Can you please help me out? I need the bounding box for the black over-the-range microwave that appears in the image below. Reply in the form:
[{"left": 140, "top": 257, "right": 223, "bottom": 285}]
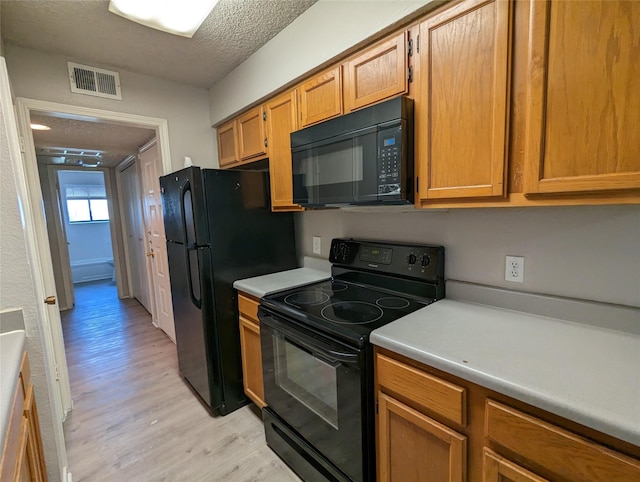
[{"left": 291, "top": 96, "right": 414, "bottom": 207}]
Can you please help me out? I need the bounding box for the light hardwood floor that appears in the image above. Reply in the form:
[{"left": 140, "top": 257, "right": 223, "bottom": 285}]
[{"left": 61, "top": 280, "right": 300, "bottom": 482}]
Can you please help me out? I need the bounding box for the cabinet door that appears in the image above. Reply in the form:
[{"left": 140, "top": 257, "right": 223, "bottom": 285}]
[
  {"left": 483, "top": 448, "right": 548, "bottom": 482},
  {"left": 377, "top": 392, "right": 466, "bottom": 482},
  {"left": 24, "top": 386, "right": 46, "bottom": 482},
  {"left": 343, "top": 32, "right": 408, "bottom": 112},
  {"left": 265, "top": 90, "right": 303, "bottom": 211},
  {"left": 417, "top": 0, "right": 512, "bottom": 200},
  {"left": 239, "top": 316, "right": 265, "bottom": 408},
  {"left": 298, "top": 66, "right": 342, "bottom": 128},
  {"left": 523, "top": 1, "right": 640, "bottom": 194},
  {"left": 217, "top": 120, "right": 238, "bottom": 168},
  {"left": 237, "top": 106, "right": 267, "bottom": 161}
]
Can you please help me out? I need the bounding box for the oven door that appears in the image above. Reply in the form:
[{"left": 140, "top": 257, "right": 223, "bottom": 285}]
[{"left": 260, "top": 310, "right": 364, "bottom": 482}]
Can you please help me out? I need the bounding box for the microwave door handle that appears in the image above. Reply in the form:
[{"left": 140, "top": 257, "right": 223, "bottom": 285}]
[{"left": 291, "top": 125, "right": 378, "bottom": 152}]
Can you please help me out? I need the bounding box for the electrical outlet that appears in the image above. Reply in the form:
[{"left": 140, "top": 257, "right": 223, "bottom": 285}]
[
  {"left": 505, "top": 256, "right": 524, "bottom": 283},
  {"left": 312, "top": 236, "right": 322, "bottom": 255}
]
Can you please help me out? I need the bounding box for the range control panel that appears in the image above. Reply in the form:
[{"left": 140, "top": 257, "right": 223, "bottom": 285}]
[{"left": 329, "top": 238, "right": 444, "bottom": 282}]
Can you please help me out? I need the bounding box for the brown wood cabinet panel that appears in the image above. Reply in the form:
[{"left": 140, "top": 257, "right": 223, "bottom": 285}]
[
  {"left": 238, "top": 292, "right": 259, "bottom": 323},
  {"left": 265, "top": 90, "right": 303, "bottom": 211},
  {"left": 238, "top": 315, "right": 265, "bottom": 408},
  {"left": 483, "top": 448, "right": 548, "bottom": 482},
  {"left": 237, "top": 106, "right": 267, "bottom": 161},
  {"left": 298, "top": 66, "right": 342, "bottom": 127},
  {"left": 485, "top": 399, "right": 640, "bottom": 481},
  {"left": 217, "top": 120, "right": 239, "bottom": 168},
  {"left": 417, "top": 0, "right": 512, "bottom": 200},
  {"left": 343, "top": 32, "right": 408, "bottom": 112},
  {"left": 376, "top": 353, "right": 466, "bottom": 426},
  {"left": 523, "top": 0, "right": 640, "bottom": 195},
  {"left": 378, "top": 392, "right": 466, "bottom": 482},
  {"left": 1, "top": 353, "right": 47, "bottom": 482}
]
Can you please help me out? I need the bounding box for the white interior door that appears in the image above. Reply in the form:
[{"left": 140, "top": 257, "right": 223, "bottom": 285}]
[
  {"left": 139, "top": 141, "right": 175, "bottom": 342},
  {"left": 121, "top": 162, "right": 152, "bottom": 313}
]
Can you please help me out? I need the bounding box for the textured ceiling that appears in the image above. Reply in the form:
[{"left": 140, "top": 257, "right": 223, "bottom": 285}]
[
  {"left": 31, "top": 113, "right": 155, "bottom": 167},
  {"left": 1, "top": 0, "right": 317, "bottom": 89}
]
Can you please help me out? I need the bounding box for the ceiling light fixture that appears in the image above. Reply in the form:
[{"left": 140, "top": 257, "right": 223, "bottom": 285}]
[
  {"left": 108, "top": 0, "right": 220, "bottom": 38},
  {"left": 30, "top": 123, "right": 51, "bottom": 131}
]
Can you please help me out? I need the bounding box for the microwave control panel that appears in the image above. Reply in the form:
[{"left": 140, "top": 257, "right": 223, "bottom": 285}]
[{"left": 377, "top": 125, "right": 403, "bottom": 196}]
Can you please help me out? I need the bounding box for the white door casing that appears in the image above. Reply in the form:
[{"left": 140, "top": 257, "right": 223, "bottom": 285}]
[
  {"left": 139, "top": 140, "right": 176, "bottom": 342},
  {"left": 13, "top": 93, "right": 173, "bottom": 480},
  {"left": 119, "top": 161, "right": 152, "bottom": 312}
]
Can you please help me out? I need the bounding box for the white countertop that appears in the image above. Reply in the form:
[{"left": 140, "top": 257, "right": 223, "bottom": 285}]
[
  {"left": 0, "top": 330, "right": 26, "bottom": 449},
  {"left": 233, "top": 267, "right": 330, "bottom": 299},
  {"left": 371, "top": 299, "right": 640, "bottom": 446}
]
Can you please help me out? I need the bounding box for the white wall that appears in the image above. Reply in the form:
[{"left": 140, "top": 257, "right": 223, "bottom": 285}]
[
  {"left": 296, "top": 206, "right": 640, "bottom": 309},
  {"left": 5, "top": 44, "right": 216, "bottom": 172},
  {"left": 1, "top": 60, "right": 62, "bottom": 481},
  {"left": 208, "top": 0, "right": 437, "bottom": 126}
]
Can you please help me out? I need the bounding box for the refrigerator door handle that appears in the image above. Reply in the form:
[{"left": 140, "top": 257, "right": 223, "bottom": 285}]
[
  {"left": 179, "top": 179, "right": 192, "bottom": 245},
  {"left": 185, "top": 245, "right": 202, "bottom": 309}
]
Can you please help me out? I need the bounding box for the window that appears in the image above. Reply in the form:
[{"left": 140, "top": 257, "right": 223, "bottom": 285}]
[{"left": 65, "top": 185, "right": 110, "bottom": 223}]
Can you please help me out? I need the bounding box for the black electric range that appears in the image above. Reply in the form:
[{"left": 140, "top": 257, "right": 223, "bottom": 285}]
[
  {"left": 261, "top": 276, "right": 437, "bottom": 348},
  {"left": 259, "top": 238, "right": 445, "bottom": 482}
]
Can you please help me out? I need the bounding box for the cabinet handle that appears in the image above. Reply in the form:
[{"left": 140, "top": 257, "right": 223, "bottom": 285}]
[{"left": 262, "top": 112, "right": 266, "bottom": 121}]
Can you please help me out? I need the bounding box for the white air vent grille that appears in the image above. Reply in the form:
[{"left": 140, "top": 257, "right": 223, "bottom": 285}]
[{"left": 67, "top": 62, "right": 122, "bottom": 100}]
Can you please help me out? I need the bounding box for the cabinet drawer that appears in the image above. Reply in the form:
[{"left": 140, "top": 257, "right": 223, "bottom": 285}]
[
  {"left": 376, "top": 353, "right": 466, "bottom": 426},
  {"left": 238, "top": 293, "right": 260, "bottom": 322},
  {"left": 485, "top": 400, "right": 640, "bottom": 481}
]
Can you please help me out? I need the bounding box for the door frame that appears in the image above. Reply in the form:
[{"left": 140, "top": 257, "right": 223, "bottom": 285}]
[{"left": 14, "top": 96, "right": 172, "bottom": 427}]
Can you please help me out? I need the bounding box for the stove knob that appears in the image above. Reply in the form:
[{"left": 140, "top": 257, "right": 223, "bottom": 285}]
[
  {"left": 407, "top": 254, "right": 417, "bottom": 265},
  {"left": 421, "top": 254, "right": 430, "bottom": 267}
]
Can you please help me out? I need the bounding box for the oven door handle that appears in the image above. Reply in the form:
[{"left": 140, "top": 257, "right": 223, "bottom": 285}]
[
  {"left": 262, "top": 314, "right": 359, "bottom": 365},
  {"left": 283, "top": 334, "right": 358, "bottom": 367}
]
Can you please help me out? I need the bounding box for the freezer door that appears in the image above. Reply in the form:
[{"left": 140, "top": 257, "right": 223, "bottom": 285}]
[{"left": 160, "top": 166, "right": 209, "bottom": 245}]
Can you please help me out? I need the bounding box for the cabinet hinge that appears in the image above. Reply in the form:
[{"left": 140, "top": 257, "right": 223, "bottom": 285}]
[
  {"left": 264, "top": 137, "right": 268, "bottom": 148},
  {"left": 262, "top": 111, "right": 267, "bottom": 121},
  {"left": 54, "top": 363, "right": 61, "bottom": 381},
  {"left": 416, "top": 34, "right": 420, "bottom": 54},
  {"left": 407, "top": 38, "right": 413, "bottom": 57},
  {"left": 408, "top": 65, "right": 413, "bottom": 83},
  {"left": 19, "top": 136, "right": 26, "bottom": 153}
]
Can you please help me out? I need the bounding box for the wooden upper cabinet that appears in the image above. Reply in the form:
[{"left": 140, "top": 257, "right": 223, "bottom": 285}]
[
  {"left": 483, "top": 448, "right": 549, "bottom": 482},
  {"left": 417, "top": 0, "right": 512, "bottom": 201},
  {"left": 237, "top": 105, "right": 267, "bottom": 161},
  {"left": 265, "top": 90, "right": 303, "bottom": 211},
  {"left": 298, "top": 66, "right": 342, "bottom": 128},
  {"left": 217, "top": 120, "right": 238, "bottom": 168},
  {"left": 343, "top": 32, "right": 408, "bottom": 112},
  {"left": 523, "top": 0, "right": 640, "bottom": 195},
  {"left": 377, "top": 392, "right": 466, "bottom": 482}
]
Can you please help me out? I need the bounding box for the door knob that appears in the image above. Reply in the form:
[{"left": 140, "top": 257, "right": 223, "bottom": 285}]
[
  {"left": 147, "top": 251, "right": 155, "bottom": 258},
  {"left": 44, "top": 296, "right": 57, "bottom": 305}
]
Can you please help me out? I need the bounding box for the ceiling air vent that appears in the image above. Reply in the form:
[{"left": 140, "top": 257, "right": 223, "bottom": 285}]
[{"left": 67, "top": 62, "right": 122, "bottom": 100}]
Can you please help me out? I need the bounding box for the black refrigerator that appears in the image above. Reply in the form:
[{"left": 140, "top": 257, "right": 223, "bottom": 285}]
[{"left": 160, "top": 167, "right": 298, "bottom": 415}]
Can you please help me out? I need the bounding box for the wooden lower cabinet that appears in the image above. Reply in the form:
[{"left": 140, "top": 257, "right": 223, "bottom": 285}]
[
  {"left": 237, "top": 292, "right": 266, "bottom": 408},
  {"left": 375, "top": 347, "right": 640, "bottom": 482},
  {"left": 1, "top": 353, "right": 47, "bottom": 482},
  {"left": 483, "top": 448, "right": 548, "bottom": 482},
  {"left": 377, "top": 392, "right": 466, "bottom": 482}
]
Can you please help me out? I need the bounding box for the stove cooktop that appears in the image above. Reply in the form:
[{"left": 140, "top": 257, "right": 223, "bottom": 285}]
[{"left": 261, "top": 278, "right": 434, "bottom": 347}]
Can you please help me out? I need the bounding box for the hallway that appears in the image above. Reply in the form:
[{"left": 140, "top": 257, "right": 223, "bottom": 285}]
[{"left": 61, "top": 280, "right": 298, "bottom": 481}]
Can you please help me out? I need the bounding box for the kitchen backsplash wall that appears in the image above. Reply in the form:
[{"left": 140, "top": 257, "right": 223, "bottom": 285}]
[{"left": 295, "top": 205, "right": 640, "bottom": 308}]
